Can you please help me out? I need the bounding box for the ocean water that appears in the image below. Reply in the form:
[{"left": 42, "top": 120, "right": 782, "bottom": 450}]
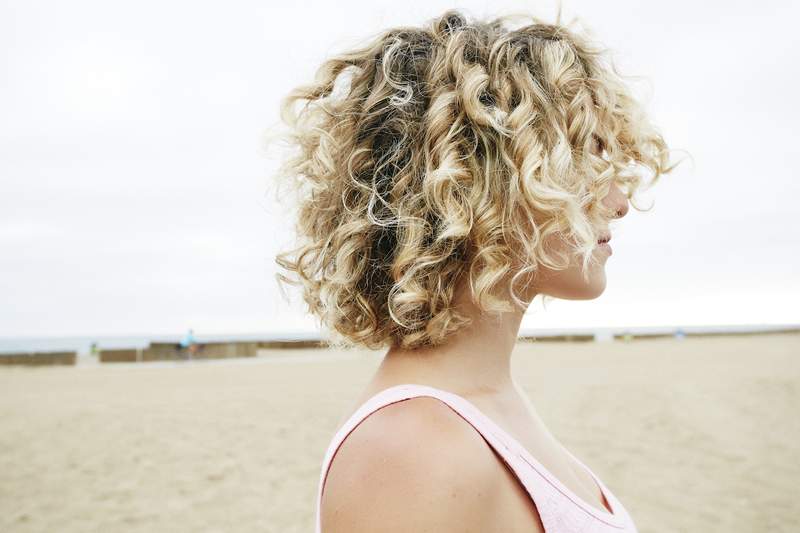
[{"left": 0, "top": 336, "right": 162, "bottom": 355}]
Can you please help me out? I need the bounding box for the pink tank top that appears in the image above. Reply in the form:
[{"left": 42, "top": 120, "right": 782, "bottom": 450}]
[{"left": 315, "top": 383, "right": 639, "bottom": 533}]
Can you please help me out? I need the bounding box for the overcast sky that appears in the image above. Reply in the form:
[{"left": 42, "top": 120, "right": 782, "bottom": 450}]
[{"left": 1, "top": 0, "right": 798, "bottom": 338}]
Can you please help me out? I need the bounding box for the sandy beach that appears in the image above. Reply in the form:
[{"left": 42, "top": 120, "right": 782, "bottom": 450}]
[{"left": 0, "top": 332, "right": 797, "bottom": 533}]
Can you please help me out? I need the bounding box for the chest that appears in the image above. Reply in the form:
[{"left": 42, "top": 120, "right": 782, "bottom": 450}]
[{"left": 472, "top": 396, "right": 614, "bottom": 516}]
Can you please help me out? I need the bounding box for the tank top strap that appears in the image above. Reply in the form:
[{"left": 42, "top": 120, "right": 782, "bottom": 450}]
[{"left": 315, "top": 382, "right": 611, "bottom": 533}]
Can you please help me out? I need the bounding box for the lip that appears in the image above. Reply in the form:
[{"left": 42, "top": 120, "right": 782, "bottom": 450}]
[{"left": 597, "top": 242, "right": 612, "bottom": 255}]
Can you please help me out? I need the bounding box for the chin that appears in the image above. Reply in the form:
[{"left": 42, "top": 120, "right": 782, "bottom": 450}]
[
  {"left": 547, "top": 273, "right": 607, "bottom": 300},
  {"left": 585, "top": 272, "right": 608, "bottom": 299},
  {"left": 586, "top": 280, "right": 607, "bottom": 299},
  {"left": 582, "top": 264, "right": 609, "bottom": 299}
]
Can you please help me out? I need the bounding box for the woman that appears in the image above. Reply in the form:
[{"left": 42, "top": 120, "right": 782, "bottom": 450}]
[{"left": 274, "top": 8, "right": 678, "bottom": 532}]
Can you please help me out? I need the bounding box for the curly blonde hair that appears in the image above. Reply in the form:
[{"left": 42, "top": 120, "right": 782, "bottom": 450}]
[{"left": 272, "top": 8, "right": 680, "bottom": 350}]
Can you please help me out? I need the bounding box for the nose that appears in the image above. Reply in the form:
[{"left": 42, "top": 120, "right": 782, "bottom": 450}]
[{"left": 604, "top": 182, "right": 629, "bottom": 219}]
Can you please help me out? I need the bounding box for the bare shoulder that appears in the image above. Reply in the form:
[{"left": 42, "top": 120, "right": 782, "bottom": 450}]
[
  {"left": 319, "top": 397, "right": 495, "bottom": 532},
  {"left": 320, "top": 396, "right": 543, "bottom": 533}
]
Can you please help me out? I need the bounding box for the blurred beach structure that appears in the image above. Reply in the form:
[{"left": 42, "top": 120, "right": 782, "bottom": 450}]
[
  {"left": 1, "top": 323, "right": 797, "bottom": 366},
  {"left": 0, "top": 328, "right": 798, "bottom": 532}
]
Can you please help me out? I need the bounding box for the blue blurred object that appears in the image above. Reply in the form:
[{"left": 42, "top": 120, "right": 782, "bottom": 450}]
[{"left": 180, "top": 329, "right": 196, "bottom": 348}]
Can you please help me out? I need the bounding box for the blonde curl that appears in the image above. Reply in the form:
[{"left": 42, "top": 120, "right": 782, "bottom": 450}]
[{"left": 271, "top": 8, "right": 682, "bottom": 350}]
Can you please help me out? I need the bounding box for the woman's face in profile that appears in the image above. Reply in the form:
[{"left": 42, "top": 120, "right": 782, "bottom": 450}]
[{"left": 529, "top": 181, "right": 630, "bottom": 301}]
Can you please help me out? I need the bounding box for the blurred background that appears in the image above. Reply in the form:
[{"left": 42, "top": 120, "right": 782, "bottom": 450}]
[{"left": 1, "top": 1, "right": 798, "bottom": 532}]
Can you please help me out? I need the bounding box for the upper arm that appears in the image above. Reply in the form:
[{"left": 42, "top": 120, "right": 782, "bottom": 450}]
[{"left": 319, "top": 397, "right": 504, "bottom": 533}]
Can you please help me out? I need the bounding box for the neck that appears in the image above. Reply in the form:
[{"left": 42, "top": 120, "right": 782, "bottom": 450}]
[{"left": 375, "top": 273, "right": 533, "bottom": 397}]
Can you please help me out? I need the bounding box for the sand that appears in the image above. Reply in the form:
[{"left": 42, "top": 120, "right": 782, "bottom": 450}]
[{"left": 0, "top": 332, "right": 798, "bottom": 533}]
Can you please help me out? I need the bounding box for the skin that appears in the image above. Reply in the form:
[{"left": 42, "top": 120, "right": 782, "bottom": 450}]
[{"left": 321, "top": 182, "right": 631, "bottom": 532}]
